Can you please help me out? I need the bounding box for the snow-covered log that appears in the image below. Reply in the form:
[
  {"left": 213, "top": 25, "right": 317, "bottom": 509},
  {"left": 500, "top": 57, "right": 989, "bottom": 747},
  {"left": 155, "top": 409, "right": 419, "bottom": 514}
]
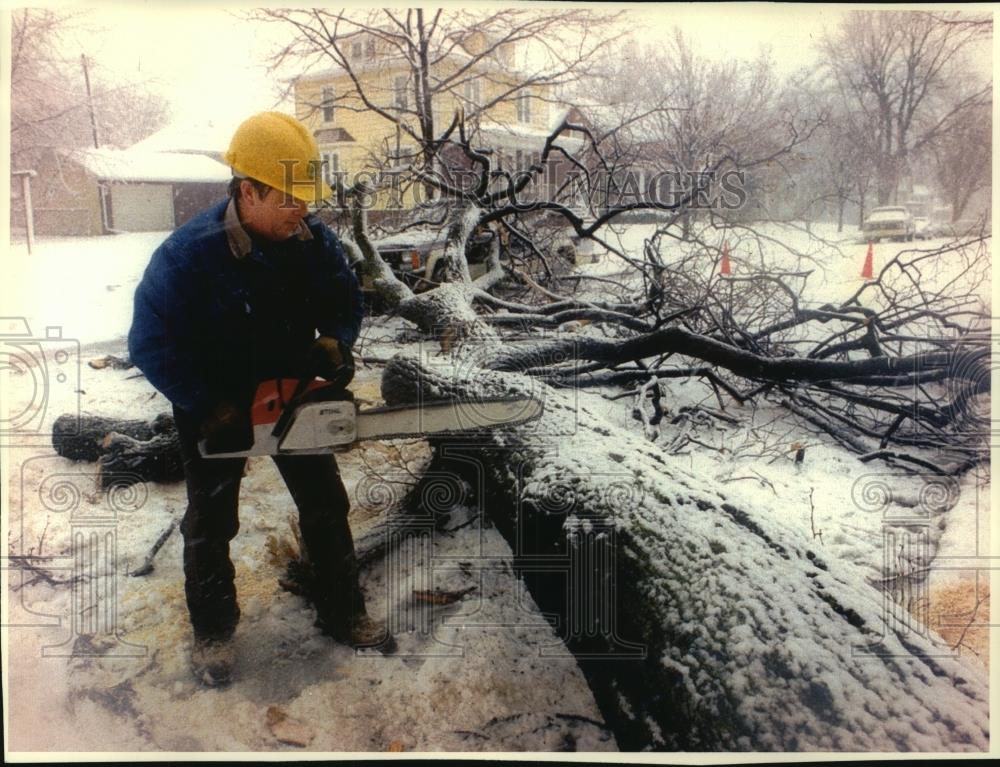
[
  {"left": 379, "top": 352, "right": 989, "bottom": 751},
  {"left": 97, "top": 429, "right": 184, "bottom": 487},
  {"left": 52, "top": 413, "right": 173, "bottom": 462},
  {"left": 52, "top": 412, "right": 183, "bottom": 487}
]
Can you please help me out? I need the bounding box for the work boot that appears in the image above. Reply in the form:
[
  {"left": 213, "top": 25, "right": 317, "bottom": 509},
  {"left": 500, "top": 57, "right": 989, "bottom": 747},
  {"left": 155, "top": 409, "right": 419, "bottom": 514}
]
[
  {"left": 349, "top": 613, "right": 395, "bottom": 650},
  {"left": 317, "top": 612, "right": 395, "bottom": 652},
  {"left": 191, "top": 636, "right": 235, "bottom": 687}
]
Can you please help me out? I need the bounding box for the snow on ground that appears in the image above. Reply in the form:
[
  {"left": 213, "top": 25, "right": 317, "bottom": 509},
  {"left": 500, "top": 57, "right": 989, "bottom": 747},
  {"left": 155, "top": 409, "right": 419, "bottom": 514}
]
[
  {"left": 3, "top": 222, "right": 991, "bottom": 754},
  {"left": 574, "top": 220, "right": 992, "bottom": 667},
  {"left": 4, "top": 232, "right": 169, "bottom": 356},
  {"left": 587, "top": 219, "right": 990, "bottom": 295}
]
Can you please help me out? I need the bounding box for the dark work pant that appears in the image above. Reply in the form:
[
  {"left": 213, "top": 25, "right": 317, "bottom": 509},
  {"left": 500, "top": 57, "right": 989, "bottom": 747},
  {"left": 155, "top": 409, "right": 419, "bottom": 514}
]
[{"left": 173, "top": 405, "right": 365, "bottom": 641}]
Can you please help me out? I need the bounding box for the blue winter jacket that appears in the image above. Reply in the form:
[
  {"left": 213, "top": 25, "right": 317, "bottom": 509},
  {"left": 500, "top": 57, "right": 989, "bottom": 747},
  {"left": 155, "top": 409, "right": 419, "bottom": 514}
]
[{"left": 128, "top": 199, "right": 363, "bottom": 419}]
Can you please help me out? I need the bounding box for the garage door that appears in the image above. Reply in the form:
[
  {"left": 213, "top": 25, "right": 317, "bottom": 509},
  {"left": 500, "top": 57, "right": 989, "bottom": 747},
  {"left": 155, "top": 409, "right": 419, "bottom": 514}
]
[{"left": 109, "top": 183, "right": 174, "bottom": 232}]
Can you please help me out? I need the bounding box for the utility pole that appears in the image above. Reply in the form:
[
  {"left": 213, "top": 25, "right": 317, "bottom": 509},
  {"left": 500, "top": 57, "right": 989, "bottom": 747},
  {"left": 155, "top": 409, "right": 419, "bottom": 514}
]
[
  {"left": 81, "top": 53, "right": 111, "bottom": 233},
  {"left": 80, "top": 54, "right": 100, "bottom": 149}
]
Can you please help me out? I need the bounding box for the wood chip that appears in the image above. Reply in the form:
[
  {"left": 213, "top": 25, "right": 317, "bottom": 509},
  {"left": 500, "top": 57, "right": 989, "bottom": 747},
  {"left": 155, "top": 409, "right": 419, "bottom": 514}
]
[
  {"left": 387, "top": 740, "right": 404, "bottom": 752},
  {"left": 265, "top": 533, "right": 299, "bottom": 567},
  {"left": 88, "top": 354, "right": 134, "bottom": 370},
  {"left": 266, "top": 705, "right": 315, "bottom": 748},
  {"left": 365, "top": 442, "right": 402, "bottom": 461},
  {"left": 413, "top": 587, "right": 476, "bottom": 605}
]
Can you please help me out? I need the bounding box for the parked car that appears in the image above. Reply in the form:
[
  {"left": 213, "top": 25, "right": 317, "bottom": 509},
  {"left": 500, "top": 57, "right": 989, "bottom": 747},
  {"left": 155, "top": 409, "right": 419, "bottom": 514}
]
[
  {"left": 371, "top": 228, "right": 496, "bottom": 291},
  {"left": 348, "top": 220, "right": 592, "bottom": 313},
  {"left": 862, "top": 206, "right": 915, "bottom": 242},
  {"left": 370, "top": 224, "right": 591, "bottom": 289},
  {"left": 344, "top": 228, "right": 498, "bottom": 313}
]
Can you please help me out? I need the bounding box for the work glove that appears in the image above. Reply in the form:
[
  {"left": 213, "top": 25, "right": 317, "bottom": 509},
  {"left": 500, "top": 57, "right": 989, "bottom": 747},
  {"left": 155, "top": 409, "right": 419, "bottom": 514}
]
[
  {"left": 307, "top": 336, "right": 355, "bottom": 389},
  {"left": 200, "top": 400, "right": 253, "bottom": 454}
]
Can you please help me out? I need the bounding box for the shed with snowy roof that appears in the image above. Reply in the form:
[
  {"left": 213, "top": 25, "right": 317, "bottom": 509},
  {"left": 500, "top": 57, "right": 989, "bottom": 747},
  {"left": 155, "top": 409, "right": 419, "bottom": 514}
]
[{"left": 26, "top": 146, "right": 230, "bottom": 236}]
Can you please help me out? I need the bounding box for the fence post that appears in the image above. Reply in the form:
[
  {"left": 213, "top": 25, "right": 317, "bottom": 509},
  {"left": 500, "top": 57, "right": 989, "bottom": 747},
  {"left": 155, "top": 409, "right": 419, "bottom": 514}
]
[{"left": 12, "top": 169, "right": 37, "bottom": 253}]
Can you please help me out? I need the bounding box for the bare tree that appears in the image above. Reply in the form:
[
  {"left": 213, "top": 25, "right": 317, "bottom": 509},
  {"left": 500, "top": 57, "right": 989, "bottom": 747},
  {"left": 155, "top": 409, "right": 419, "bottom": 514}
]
[
  {"left": 789, "top": 80, "right": 880, "bottom": 232},
  {"left": 87, "top": 69, "right": 169, "bottom": 150},
  {"left": 579, "top": 29, "right": 832, "bottom": 243},
  {"left": 10, "top": 8, "right": 93, "bottom": 162},
  {"left": 930, "top": 100, "right": 992, "bottom": 222},
  {"left": 633, "top": 32, "right": 787, "bottom": 237},
  {"left": 259, "top": 7, "right": 622, "bottom": 186},
  {"left": 10, "top": 8, "right": 169, "bottom": 166},
  {"left": 821, "top": 10, "right": 991, "bottom": 206}
]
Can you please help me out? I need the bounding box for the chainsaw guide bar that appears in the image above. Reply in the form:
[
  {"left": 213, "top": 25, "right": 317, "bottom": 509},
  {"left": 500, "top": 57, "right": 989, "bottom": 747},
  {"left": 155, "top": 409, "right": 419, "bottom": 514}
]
[{"left": 199, "top": 380, "right": 543, "bottom": 459}]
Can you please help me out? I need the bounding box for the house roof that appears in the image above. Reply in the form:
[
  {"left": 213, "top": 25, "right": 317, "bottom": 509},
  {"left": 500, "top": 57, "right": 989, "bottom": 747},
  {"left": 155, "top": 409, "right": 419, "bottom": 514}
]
[
  {"left": 314, "top": 127, "right": 356, "bottom": 144},
  {"left": 478, "top": 118, "right": 584, "bottom": 149},
  {"left": 129, "top": 117, "right": 246, "bottom": 157},
  {"left": 70, "top": 147, "right": 231, "bottom": 184},
  {"left": 290, "top": 42, "right": 519, "bottom": 85}
]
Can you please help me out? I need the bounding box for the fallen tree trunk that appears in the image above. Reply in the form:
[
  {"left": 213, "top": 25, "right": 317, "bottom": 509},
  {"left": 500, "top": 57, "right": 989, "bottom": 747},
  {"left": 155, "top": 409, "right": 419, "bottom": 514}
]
[
  {"left": 378, "top": 351, "right": 989, "bottom": 751},
  {"left": 489, "top": 326, "right": 987, "bottom": 394},
  {"left": 48, "top": 188, "right": 988, "bottom": 748}
]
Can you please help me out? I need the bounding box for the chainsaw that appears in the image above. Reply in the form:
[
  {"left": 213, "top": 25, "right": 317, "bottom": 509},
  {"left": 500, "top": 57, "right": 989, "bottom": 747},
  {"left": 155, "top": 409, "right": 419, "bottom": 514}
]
[{"left": 198, "top": 378, "right": 543, "bottom": 458}]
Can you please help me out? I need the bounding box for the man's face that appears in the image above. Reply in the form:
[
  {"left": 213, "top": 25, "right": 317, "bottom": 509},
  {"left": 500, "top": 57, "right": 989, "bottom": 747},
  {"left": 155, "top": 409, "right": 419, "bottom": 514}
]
[{"left": 238, "top": 180, "right": 309, "bottom": 242}]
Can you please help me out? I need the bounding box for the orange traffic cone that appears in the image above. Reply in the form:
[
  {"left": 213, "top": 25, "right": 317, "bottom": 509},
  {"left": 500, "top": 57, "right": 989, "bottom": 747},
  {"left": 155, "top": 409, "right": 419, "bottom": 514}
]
[
  {"left": 861, "top": 242, "right": 874, "bottom": 279},
  {"left": 720, "top": 241, "right": 732, "bottom": 276}
]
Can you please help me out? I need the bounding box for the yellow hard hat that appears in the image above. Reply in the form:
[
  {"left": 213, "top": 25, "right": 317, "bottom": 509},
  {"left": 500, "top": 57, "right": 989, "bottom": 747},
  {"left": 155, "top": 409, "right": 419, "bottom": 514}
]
[{"left": 224, "top": 111, "right": 332, "bottom": 203}]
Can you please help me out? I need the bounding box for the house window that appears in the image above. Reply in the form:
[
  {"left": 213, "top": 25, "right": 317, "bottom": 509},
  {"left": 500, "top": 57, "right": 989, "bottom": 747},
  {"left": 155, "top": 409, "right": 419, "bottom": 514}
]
[
  {"left": 514, "top": 150, "right": 540, "bottom": 172},
  {"left": 351, "top": 40, "right": 363, "bottom": 60},
  {"left": 510, "top": 150, "right": 541, "bottom": 177},
  {"left": 366, "top": 39, "right": 376, "bottom": 58},
  {"left": 321, "top": 86, "right": 335, "bottom": 123},
  {"left": 463, "top": 78, "right": 481, "bottom": 108},
  {"left": 393, "top": 75, "right": 408, "bottom": 111},
  {"left": 517, "top": 91, "right": 531, "bottom": 123},
  {"left": 321, "top": 151, "right": 341, "bottom": 186}
]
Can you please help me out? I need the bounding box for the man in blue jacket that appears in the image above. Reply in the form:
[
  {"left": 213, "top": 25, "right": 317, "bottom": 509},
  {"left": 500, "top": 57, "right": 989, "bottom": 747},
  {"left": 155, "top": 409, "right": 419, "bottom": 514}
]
[{"left": 129, "top": 112, "right": 386, "bottom": 686}]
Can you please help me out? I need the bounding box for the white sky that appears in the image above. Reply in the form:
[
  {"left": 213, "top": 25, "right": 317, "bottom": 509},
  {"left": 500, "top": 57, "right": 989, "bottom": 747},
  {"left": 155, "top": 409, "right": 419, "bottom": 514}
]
[
  {"left": 13, "top": 2, "right": 995, "bottom": 128},
  {"left": 59, "top": 4, "right": 292, "bottom": 124},
  {"left": 626, "top": 4, "right": 847, "bottom": 73}
]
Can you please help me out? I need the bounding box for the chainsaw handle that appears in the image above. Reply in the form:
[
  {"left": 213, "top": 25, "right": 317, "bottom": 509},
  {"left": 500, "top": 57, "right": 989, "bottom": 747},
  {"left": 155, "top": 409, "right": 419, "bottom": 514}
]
[{"left": 270, "top": 377, "right": 314, "bottom": 438}]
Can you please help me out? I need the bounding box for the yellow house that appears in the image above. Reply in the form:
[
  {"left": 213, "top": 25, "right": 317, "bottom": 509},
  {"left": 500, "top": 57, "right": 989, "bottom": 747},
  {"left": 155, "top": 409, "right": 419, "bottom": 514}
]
[{"left": 291, "top": 29, "right": 564, "bottom": 209}]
